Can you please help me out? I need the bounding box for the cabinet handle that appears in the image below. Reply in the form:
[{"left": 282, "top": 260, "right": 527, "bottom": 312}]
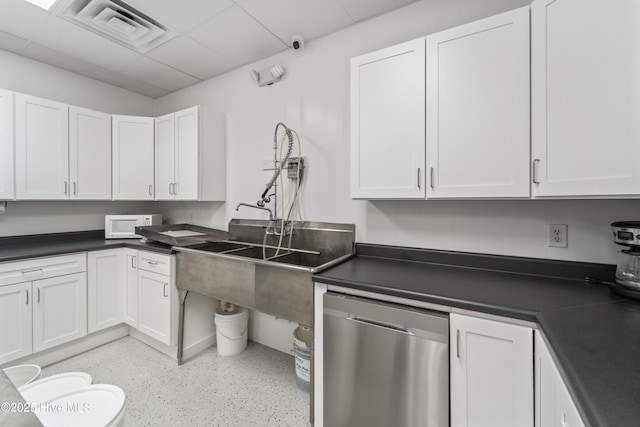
[
  {"left": 163, "top": 283, "right": 168, "bottom": 297},
  {"left": 147, "top": 261, "right": 158, "bottom": 266},
  {"left": 148, "top": 184, "right": 153, "bottom": 196},
  {"left": 417, "top": 168, "right": 421, "bottom": 190},
  {"left": 37, "top": 288, "right": 40, "bottom": 303},
  {"left": 25, "top": 289, "right": 29, "bottom": 305},
  {"left": 73, "top": 182, "right": 77, "bottom": 195},
  {"left": 430, "top": 167, "right": 435, "bottom": 190},
  {"left": 173, "top": 183, "right": 177, "bottom": 195},
  {"left": 169, "top": 183, "right": 173, "bottom": 195},
  {"left": 533, "top": 159, "right": 540, "bottom": 184},
  {"left": 131, "top": 257, "right": 136, "bottom": 269},
  {"left": 456, "top": 329, "right": 461, "bottom": 358},
  {"left": 64, "top": 181, "right": 68, "bottom": 195},
  {"left": 22, "top": 268, "right": 42, "bottom": 275}
]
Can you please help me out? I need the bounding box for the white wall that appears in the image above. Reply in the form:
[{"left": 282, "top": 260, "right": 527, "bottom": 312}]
[
  {"left": 154, "top": 0, "right": 633, "bottom": 267},
  {"left": 0, "top": 49, "right": 157, "bottom": 237}
]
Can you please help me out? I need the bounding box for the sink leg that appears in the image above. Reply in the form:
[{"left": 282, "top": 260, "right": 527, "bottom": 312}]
[
  {"left": 310, "top": 333, "right": 315, "bottom": 426},
  {"left": 177, "top": 290, "right": 189, "bottom": 366}
]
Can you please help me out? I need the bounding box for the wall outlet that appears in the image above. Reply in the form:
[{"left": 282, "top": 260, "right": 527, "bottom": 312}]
[{"left": 549, "top": 224, "right": 568, "bottom": 248}]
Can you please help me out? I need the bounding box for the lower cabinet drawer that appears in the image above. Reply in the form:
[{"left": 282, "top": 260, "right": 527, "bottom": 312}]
[
  {"left": 0, "top": 253, "right": 87, "bottom": 287},
  {"left": 138, "top": 251, "right": 171, "bottom": 276}
]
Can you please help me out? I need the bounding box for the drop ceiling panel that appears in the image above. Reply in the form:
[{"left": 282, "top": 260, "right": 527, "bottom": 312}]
[
  {"left": 101, "top": 72, "right": 169, "bottom": 98},
  {"left": 147, "top": 36, "right": 234, "bottom": 80},
  {"left": 23, "top": 42, "right": 111, "bottom": 80},
  {"left": 189, "top": 6, "right": 288, "bottom": 67},
  {"left": 31, "top": 16, "right": 139, "bottom": 70},
  {"left": 118, "top": 56, "right": 200, "bottom": 92},
  {"left": 0, "top": 0, "right": 50, "bottom": 41},
  {"left": 338, "top": 0, "right": 418, "bottom": 22},
  {"left": 238, "top": 0, "right": 353, "bottom": 44},
  {"left": 124, "top": 0, "right": 234, "bottom": 32}
]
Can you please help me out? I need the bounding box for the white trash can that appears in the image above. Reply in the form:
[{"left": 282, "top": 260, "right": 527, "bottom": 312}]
[{"left": 215, "top": 302, "right": 249, "bottom": 356}]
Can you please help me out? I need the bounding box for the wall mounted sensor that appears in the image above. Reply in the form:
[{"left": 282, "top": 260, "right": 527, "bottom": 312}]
[
  {"left": 292, "top": 35, "right": 304, "bottom": 50},
  {"left": 249, "top": 64, "right": 285, "bottom": 87}
]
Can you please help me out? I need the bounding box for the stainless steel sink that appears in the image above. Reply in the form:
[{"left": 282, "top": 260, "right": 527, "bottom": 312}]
[{"left": 173, "top": 219, "right": 355, "bottom": 329}]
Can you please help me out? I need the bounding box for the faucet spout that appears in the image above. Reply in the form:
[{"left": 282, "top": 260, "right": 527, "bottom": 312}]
[{"left": 236, "top": 203, "right": 275, "bottom": 221}]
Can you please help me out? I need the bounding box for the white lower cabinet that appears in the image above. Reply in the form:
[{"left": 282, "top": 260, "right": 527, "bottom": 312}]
[
  {"left": 137, "top": 269, "right": 172, "bottom": 345},
  {"left": 535, "top": 332, "right": 585, "bottom": 427},
  {"left": 0, "top": 282, "right": 32, "bottom": 364},
  {"left": 0, "top": 254, "right": 87, "bottom": 364},
  {"left": 87, "top": 249, "right": 124, "bottom": 333},
  {"left": 123, "top": 248, "right": 139, "bottom": 328},
  {"left": 450, "top": 313, "right": 534, "bottom": 427},
  {"left": 32, "top": 272, "right": 87, "bottom": 353}
]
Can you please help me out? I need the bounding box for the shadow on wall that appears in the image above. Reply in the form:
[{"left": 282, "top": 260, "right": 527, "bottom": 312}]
[{"left": 359, "top": 199, "right": 640, "bottom": 265}]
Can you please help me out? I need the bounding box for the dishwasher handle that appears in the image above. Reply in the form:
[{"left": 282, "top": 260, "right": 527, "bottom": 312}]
[{"left": 347, "top": 315, "right": 411, "bottom": 334}]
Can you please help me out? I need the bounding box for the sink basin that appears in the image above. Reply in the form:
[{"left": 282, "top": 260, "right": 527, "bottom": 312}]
[
  {"left": 270, "top": 251, "right": 325, "bottom": 268},
  {"left": 188, "top": 241, "right": 251, "bottom": 253}
]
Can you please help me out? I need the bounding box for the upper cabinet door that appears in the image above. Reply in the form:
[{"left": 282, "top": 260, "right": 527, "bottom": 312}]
[
  {"left": 112, "top": 115, "right": 154, "bottom": 200},
  {"left": 69, "top": 106, "right": 111, "bottom": 200},
  {"left": 155, "top": 113, "right": 175, "bottom": 201},
  {"left": 0, "top": 89, "right": 14, "bottom": 200},
  {"left": 531, "top": 0, "right": 640, "bottom": 197},
  {"left": 175, "top": 106, "right": 199, "bottom": 201},
  {"left": 15, "top": 94, "right": 69, "bottom": 200},
  {"left": 426, "top": 7, "right": 530, "bottom": 198},
  {"left": 351, "top": 38, "right": 426, "bottom": 199}
]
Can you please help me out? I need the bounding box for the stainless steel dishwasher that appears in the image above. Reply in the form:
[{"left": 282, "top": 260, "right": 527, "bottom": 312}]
[{"left": 323, "top": 292, "right": 449, "bottom": 427}]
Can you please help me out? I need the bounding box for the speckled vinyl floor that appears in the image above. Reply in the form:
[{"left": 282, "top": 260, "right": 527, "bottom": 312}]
[{"left": 41, "top": 337, "right": 310, "bottom": 427}]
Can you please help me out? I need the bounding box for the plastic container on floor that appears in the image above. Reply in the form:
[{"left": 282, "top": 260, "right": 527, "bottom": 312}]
[
  {"left": 2, "top": 364, "right": 41, "bottom": 389},
  {"left": 294, "top": 326, "right": 311, "bottom": 393},
  {"left": 215, "top": 302, "right": 249, "bottom": 356}
]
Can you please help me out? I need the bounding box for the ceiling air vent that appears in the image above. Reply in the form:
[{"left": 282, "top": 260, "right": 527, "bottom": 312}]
[{"left": 60, "top": 0, "right": 177, "bottom": 53}]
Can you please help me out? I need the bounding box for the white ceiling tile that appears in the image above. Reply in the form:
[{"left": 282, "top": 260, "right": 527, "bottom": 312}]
[
  {"left": 102, "top": 72, "right": 169, "bottom": 98},
  {"left": 31, "top": 16, "right": 140, "bottom": 71},
  {"left": 117, "top": 56, "right": 200, "bottom": 92},
  {"left": 124, "top": 0, "right": 234, "bottom": 32},
  {"left": 23, "top": 42, "right": 111, "bottom": 80},
  {"left": 338, "top": 0, "right": 418, "bottom": 22},
  {"left": 0, "top": 0, "right": 51, "bottom": 41},
  {"left": 147, "top": 36, "right": 234, "bottom": 80},
  {"left": 0, "top": 31, "right": 29, "bottom": 53},
  {"left": 238, "top": 0, "right": 353, "bottom": 44},
  {"left": 189, "top": 6, "right": 288, "bottom": 66}
]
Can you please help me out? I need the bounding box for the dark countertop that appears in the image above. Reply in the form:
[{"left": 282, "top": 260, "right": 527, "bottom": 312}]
[
  {"left": 0, "top": 230, "right": 173, "bottom": 263},
  {"left": 314, "top": 243, "right": 636, "bottom": 427}
]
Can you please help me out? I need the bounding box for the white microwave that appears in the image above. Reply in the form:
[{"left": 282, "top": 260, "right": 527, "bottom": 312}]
[{"left": 105, "top": 214, "right": 162, "bottom": 239}]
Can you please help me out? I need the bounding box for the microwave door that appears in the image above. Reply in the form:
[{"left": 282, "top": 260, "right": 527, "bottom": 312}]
[{"left": 110, "top": 219, "right": 139, "bottom": 237}]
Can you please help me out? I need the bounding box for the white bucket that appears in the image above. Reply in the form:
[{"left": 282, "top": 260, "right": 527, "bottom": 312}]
[
  {"left": 294, "top": 327, "right": 311, "bottom": 393},
  {"left": 3, "top": 364, "right": 41, "bottom": 389},
  {"left": 215, "top": 303, "right": 249, "bottom": 356}
]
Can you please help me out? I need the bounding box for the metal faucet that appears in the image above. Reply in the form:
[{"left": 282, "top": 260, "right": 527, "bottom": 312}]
[{"left": 236, "top": 203, "right": 275, "bottom": 220}]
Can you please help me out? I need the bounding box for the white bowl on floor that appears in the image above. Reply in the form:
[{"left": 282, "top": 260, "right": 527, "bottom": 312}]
[
  {"left": 19, "top": 372, "right": 92, "bottom": 404},
  {"left": 2, "top": 364, "right": 41, "bottom": 389},
  {"left": 34, "top": 384, "right": 126, "bottom": 427}
]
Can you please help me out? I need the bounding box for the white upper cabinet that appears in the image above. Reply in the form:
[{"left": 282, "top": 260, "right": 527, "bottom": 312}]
[
  {"left": 15, "top": 94, "right": 69, "bottom": 200},
  {"left": 156, "top": 106, "right": 225, "bottom": 201},
  {"left": 0, "top": 89, "right": 14, "bottom": 200},
  {"left": 155, "top": 112, "right": 175, "bottom": 201},
  {"left": 69, "top": 106, "right": 112, "bottom": 200},
  {"left": 531, "top": 0, "right": 640, "bottom": 197},
  {"left": 174, "top": 106, "right": 200, "bottom": 201},
  {"left": 351, "top": 38, "right": 426, "bottom": 199},
  {"left": 112, "top": 115, "right": 154, "bottom": 200},
  {"left": 426, "top": 7, "right": 530, "bottom": 198}
]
